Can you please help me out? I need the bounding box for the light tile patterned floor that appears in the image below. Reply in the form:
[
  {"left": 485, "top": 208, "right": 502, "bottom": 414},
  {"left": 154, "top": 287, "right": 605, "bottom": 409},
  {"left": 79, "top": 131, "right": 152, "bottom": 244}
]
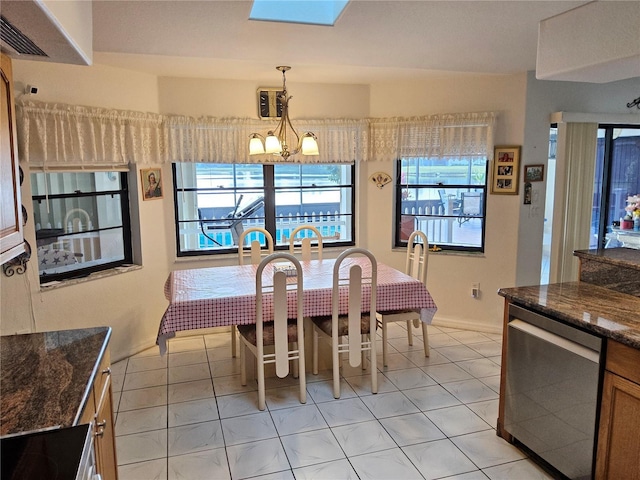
[{"left": 111, "top": 324, "right": 554, "bottom": 480}]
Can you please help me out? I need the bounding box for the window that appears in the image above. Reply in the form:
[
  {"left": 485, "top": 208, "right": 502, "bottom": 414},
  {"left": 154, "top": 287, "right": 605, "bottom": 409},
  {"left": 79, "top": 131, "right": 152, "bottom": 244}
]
[
  {"left": 395, "top": 157, "right": 487, "bottom": 251},
  {"left": 174, "top": 163, "right": 355, "bottom": 256},
  {"left": 592, "top": 125, "right": 640, "bottom": 249},
  {"left": 31, "top": 171, "right": 132, "bottom": 283}
]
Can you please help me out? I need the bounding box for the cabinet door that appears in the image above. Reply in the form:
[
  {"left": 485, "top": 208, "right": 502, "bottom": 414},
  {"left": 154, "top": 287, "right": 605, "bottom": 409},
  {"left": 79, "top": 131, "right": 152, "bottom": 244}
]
[
  {"left": 0, "top": 53, "right": 25, "bottom": 264},
  {"left": 95, "top": 372, "right": 118, "bottom": 480},
  {"left": 596, "top": 371, "right": 640, "bottom": 480}
]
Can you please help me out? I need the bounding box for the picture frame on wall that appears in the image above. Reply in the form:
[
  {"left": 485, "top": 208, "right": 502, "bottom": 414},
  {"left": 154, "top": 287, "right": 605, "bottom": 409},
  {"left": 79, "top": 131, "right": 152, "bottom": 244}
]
[
  {"left": 257, "top": 87, "right": 283, "bottom": 119},
  {"left": 140, "top": 168, "right": 163, "bottom": 200},
  {"left": 524, "top": 164, "right": 544, "bottom": 182},
  {"left": 491, "top": 145, "right": 521, "bottom": 195}
]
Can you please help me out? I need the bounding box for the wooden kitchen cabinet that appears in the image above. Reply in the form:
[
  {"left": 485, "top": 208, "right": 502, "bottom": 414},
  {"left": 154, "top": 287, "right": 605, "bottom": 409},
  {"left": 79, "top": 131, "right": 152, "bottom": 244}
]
[
  {"left": 80, "top": 348, "right": 118, "bottom": 480},
  {"left": 0, "top": 53, "right": 25, "bottom": 265},
  {"left": 595, "top": 340, "right": 640, "bottom": 480}
]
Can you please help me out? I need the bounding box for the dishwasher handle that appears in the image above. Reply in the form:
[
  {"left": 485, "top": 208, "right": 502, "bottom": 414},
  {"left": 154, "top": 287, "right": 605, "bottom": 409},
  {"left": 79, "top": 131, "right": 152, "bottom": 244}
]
[{"left": 509, "top": 319, "right": 600, "bottom": 363}]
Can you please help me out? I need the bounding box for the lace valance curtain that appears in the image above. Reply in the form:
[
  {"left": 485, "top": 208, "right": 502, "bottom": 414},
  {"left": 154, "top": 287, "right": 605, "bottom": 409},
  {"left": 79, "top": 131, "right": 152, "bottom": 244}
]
[
  {"left": 17, "top": 101, "right": 168, "bottom": 169},
  {"left": 16, "top": 100, "right": 496, "bottom": 168},
  {"left": 167, "top": 117, "right": 369, "bottom": 164},
  {"left": 369, "top": 112, "right": 497, "bottom": 161}
]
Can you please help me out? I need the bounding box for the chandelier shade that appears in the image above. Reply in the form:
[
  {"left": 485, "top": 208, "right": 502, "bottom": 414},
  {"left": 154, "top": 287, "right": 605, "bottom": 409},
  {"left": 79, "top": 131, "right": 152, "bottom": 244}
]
[{"left": 249, "top": 66, "right": 319, "bottom": 160}]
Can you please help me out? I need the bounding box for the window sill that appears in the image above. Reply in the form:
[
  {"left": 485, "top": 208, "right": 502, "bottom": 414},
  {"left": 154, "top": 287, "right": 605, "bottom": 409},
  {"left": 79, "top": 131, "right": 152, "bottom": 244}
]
[
  {"left": 39, "top": 264, "right": 142, "bottom": 291},
  {"left": 392, "top": 247, "right": 485, "bottom": 258}
]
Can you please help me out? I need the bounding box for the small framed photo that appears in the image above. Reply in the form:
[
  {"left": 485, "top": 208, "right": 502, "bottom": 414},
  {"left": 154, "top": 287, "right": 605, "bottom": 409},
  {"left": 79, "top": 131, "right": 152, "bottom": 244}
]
[
  {"left": 140, "top": 168, "right": 163, "bottom": 200},
  {"left": 491, "top": 145, "right": 521, "bottom": 195},
  {"left": 524, "top": 164, "right": 544, "bottom": 182}
]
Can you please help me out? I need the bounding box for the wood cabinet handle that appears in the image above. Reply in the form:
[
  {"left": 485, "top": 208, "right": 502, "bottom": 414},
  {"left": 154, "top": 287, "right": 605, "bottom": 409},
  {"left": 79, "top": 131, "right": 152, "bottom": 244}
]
[
  {"left": 96, "top": 419, "right": 107, "bottom": 428},
  {"left": 101, "top": 367, "right": 111, "bottom": 376}
]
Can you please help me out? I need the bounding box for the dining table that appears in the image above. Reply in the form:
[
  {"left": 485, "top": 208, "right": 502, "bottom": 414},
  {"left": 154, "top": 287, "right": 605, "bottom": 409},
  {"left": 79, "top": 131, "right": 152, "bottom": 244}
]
[{"left": 156, "top": 257, "right": 438, "bottom": 354}]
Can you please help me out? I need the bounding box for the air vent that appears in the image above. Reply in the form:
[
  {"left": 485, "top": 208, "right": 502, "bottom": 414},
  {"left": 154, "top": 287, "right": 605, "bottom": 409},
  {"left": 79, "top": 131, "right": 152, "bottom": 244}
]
[{"left": 1, "top": 15, "right": 47, "bottom": 57}]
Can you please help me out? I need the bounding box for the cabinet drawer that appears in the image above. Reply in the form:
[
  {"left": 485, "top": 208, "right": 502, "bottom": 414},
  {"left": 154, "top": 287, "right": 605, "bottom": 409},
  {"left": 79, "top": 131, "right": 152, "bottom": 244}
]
[{"left": 606, "top": 340, "right": 640, "bottom": 384}]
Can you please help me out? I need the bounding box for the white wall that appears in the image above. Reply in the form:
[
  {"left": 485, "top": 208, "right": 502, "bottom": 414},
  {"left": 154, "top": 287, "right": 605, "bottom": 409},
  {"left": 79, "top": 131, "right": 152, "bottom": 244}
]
[
  {"left": 517, "top": 73, "right": 640, "bottom": 287},
  {"left": 3, "top": 58, "right": 636, "bottom": 360},
  {"left": 366, "top": 73, "right": 528, "bottom": 332},
  {"left": 1, "top": 61, "right": 163, "bottom": 361}
]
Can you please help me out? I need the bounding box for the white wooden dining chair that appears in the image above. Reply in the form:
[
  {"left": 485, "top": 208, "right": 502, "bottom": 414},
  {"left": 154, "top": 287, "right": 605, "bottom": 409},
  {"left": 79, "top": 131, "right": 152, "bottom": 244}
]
[
  {"left": 376, "top": 230, "right": 430, "bottom": 367},
  {"left": 230, "top": 227, "right": 275, "bottom": 357},
  {"left": 237, "top": 252, "right": 306, "bottom": 411},
  {"left": 237, "top": 227, "right": 274, "bottom": 265},
  {"left": 288, "top": 225, "right": 323, "bottom": 261},
  {"left": 311, "top": 248, "right": 378, "bottom": 399}
]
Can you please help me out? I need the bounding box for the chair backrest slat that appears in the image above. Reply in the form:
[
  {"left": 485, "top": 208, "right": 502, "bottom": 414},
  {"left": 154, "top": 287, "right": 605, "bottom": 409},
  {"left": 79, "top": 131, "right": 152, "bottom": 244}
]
[
  {"left": 238, "top": 227, "right": 274, "bottom": 265},
  {"left": 255, "top": 252, "right": 303, "bottom": 379},
  {"left": 405, "top": 230, "right": 429, "bottom": 285},
  {"left": 332, "top": 248, "right": 377, "bottom": 368},
  {"left": 288, "top": 225, "right": 323, "bottom": 261}
]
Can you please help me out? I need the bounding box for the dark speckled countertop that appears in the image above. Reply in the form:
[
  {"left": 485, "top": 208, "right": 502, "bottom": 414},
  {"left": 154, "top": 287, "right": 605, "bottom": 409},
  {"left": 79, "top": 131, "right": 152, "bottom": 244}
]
[
  {"left": 574, "top": 247, "right": 640, "bottom": 270},
  {"left": 498, "top": 282, "right": 640, "bottom": 349},
  {"left": 0, "top": 327, "right": 111, "bottom": 436}
]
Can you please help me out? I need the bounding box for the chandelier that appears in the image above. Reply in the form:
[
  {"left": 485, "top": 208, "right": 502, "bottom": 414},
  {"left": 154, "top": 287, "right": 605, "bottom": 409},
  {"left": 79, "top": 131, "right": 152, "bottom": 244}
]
[{"left": 249, "top": 66, "right": 319, "bottom": 160}]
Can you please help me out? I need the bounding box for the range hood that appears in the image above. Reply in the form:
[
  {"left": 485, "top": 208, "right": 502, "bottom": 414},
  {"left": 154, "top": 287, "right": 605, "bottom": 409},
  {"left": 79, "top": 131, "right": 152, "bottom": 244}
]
[{"left": 0, "top": 0, "right": 92, "bottom": 66}]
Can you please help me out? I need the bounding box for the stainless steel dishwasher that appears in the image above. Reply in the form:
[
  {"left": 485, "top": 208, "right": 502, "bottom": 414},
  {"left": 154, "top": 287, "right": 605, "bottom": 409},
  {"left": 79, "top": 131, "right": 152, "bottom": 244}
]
[{"left": 503, "top": 304, "right": 603, "bottom": 480}]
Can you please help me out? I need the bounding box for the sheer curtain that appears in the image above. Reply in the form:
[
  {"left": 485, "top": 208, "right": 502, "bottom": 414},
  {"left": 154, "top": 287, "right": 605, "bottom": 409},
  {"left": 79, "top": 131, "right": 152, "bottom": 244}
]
[
  {"left": 17, "top": 100, "right": 167, "bottom": 169},
  {"left": 550, "top": 122, "right": 598, "bottom": 283},
  {"left": 368, "top": 112, "right": 497, "bottom": 162},
  {"left": 17, "top": 100, "right": 494, "bottom": 167}
]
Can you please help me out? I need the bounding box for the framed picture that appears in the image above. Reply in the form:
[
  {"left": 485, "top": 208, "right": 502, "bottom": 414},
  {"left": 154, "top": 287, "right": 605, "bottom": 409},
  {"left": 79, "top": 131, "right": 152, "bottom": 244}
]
[
  {"left": 524, "top": 164, "right": 544, "bottom": 182},
  {"left": 491, "top": 145, "right": 521, "bottom": 195},
  {"left": 257, "top": 87, "right": 283, "bottom": 119},
  {"left": 140, "top": 168, "right": 163, "bottom": 200}
]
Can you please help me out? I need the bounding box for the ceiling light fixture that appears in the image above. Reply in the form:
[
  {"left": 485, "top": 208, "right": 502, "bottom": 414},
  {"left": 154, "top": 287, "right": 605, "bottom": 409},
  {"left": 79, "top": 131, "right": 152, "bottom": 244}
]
[{"left": 249, "top": 66, "right": 319, "bottom": 160}]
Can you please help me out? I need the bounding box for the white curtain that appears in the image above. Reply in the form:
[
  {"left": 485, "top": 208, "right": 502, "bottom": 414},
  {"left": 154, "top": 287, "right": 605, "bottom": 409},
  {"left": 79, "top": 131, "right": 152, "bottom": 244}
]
[
  {"left": 16, "top": 100, "right": 494, "bottom": 167},
  {"left": 368, "top": 112, "right": 497, "bottom": 161},
  {"left": 551, "top": 122, "right": 598, "bottom": 283},
  {"left": 17, "top": 100, "right": 167, "bottom": 169}
]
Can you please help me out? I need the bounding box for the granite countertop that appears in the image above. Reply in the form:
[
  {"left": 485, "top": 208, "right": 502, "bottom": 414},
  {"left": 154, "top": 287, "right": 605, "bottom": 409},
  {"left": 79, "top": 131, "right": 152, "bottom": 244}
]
[
  {"left": 574, "top": 247, "right": 640, "bottom": 270},
  {"left": 498, "top": 282, "right": 640, "bottom": 349},
  {"left": 0, "top": 327, "right": 111, "bottom": 437}
]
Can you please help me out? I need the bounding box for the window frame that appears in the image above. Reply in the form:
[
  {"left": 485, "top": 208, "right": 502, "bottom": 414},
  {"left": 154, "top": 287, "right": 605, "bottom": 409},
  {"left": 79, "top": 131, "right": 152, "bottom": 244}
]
[
  {"left": 173, "top": 163, "right": 356, "bottom": 257},
  {"left": 394, "top": 158, "right": 487, "bottom": 253},
  {"left": 31, "top": 171, "right": 133, "bottom": 283},
  {"left": 593, "top": 124, "right": 640, "bottom": 249}
]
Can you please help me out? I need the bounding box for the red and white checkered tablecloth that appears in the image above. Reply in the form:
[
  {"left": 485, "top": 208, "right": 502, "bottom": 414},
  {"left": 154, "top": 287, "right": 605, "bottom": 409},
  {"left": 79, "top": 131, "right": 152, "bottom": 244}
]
[{"left": 156, "top": 258, "right": 437, "bottom": 354}]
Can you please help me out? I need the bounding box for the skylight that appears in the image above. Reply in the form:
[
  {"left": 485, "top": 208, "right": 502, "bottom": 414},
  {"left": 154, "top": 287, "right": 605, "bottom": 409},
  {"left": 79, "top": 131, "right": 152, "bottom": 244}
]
[{"left": 249, "top": 0, "right": 349, "bottom": 26}]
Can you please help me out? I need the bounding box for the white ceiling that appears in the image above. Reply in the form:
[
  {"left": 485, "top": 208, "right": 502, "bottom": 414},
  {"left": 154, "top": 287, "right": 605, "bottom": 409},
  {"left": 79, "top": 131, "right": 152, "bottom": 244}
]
[{"left": 91, "top": 0, "right": 600, "bottom": 84}]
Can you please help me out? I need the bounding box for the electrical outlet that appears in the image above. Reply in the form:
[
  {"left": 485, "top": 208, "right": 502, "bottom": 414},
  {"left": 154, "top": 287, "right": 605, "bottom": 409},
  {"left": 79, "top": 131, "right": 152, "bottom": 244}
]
[{"left": 471, "top": 282, "right": 480, "bottom": 298}]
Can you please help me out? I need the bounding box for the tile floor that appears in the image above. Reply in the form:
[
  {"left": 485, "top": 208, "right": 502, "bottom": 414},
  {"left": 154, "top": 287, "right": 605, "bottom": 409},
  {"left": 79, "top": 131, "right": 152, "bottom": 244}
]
[{"left": 111, "top": 324, "right": 555, "bottom": 480}]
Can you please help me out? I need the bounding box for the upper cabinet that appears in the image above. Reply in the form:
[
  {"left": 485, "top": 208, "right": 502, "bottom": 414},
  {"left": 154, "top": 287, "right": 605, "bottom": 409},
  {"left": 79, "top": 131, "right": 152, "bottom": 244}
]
[{"left": 0, "top": 53, "right": 25, "bottom": 265}]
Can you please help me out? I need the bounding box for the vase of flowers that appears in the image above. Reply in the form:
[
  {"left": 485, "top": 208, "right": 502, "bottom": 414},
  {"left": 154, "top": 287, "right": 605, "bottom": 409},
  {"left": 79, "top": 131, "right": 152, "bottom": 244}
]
[{"left": 622, "top": 194, "right": 640, "bottom": 230}]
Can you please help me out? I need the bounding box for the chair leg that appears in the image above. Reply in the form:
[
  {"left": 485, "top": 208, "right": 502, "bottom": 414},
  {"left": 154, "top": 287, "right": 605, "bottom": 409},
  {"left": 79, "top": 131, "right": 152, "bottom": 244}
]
[
  {"left": 257, "top": 355, "right": 266, "bottom": 411},
  {"left": 361, "top": 334, "right": 366, "bottom": 370},
  {"left": 332, "top": 334, "right": 341, "bottom": 399},
  {"left": 231, "top": 325, "right": 237, "bottom": 358},
  {"left": 312, "top": 328, "right": 319, "bottom": 375},
  {"left": 240, "top": 340, "right": 247, "bottom": 386},
  {"left": 422, "top": 322, "right": 430, "bottom": 357},
  {"left": 298, "top": 342, "right": 307, "bottom": 405},
  {"left": 381, "top": 316, "right": 388, "bottom": 367},
  {"left": 292, "top": 341, "right": 299, "bottom": 379},
  {"left": 370, "top": 333, "right": 378, "bottom": 394},
  {"left": 406, "top": 320, "right": 413, "bottom": 346}
]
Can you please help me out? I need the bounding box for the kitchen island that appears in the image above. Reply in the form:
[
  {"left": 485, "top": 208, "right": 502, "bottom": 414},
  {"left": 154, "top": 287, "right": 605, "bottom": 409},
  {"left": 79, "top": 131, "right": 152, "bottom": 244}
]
[
  {"left": 0, "top": 327, "right": 118, "bottom": 480},
  {"left": 497, "top": 247, "right": 640, "bottom": 479}
]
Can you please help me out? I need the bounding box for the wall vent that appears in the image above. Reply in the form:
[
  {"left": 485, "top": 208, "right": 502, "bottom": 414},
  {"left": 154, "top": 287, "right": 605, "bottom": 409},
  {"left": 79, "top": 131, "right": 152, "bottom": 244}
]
[{"left": 1, "top": 15, "right": 48, "bottom": 57}]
